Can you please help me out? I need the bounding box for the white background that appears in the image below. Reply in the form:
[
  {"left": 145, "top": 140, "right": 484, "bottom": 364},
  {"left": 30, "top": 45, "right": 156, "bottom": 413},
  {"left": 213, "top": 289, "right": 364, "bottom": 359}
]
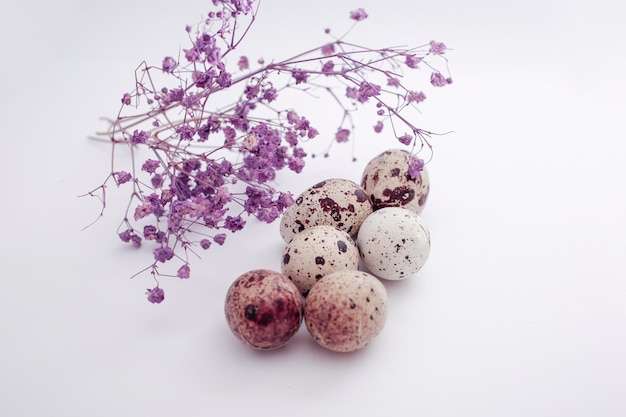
[{"left": 1, "top": 0, "right": 625, "bottom": 416}]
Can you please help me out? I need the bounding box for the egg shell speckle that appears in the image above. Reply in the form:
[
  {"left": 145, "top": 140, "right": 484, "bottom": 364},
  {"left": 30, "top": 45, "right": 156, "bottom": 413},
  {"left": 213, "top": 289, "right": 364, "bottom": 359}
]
[
  {"left": 357, "top": 207, "right": 431, "bottom": 280},
  {"left": 224, "top": 269, "right": 304, "bottom": 350},
  {"left": 304, "top": 270, "right": 388, "bottom": 353},
  {"left": 281, "top": 225, "right": 360, "bottom": 297},
  {"left": 279, "top": 178, "right": 373, "bottom": 243},
  {"left": 361, "top": 149, "right": 430, "bottom": 214}
]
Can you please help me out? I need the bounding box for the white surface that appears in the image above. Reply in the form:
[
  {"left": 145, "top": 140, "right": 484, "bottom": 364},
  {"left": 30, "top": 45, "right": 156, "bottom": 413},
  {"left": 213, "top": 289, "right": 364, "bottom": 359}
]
[{"left": 1, "top": 1, "right": 625, "bottom": 416}]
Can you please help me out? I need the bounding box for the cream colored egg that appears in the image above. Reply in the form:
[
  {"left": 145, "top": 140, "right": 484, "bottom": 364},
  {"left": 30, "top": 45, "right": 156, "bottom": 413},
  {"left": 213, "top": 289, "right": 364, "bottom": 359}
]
[
  {"left": 361, "top": 149, "right": 430, "bottom": 214},
  {"left": 281, "top": 225, "right": 360, "bottom": 296},
  {"left": 279, "top": 178, "right": 373, "bottom": 243},
  {"left": 356, "top": 207, "right": 430, "bottom": 280}
]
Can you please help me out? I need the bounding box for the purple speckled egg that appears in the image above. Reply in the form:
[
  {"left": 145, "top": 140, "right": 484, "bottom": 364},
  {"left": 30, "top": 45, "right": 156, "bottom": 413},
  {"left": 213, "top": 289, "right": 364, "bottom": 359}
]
[
  {"left": 361, "top": 149, "right": 430, "bottom": 214},
  {"left": 281, "top": 225, "right": 360, "bottom": 297},
  {"left": 304, "top": 270, "right": 388, "bottom": 353},
  {"left": 279, "top": 178, "right": 373, "bottom": 243},
  {"left": 224, "top": 269, "right": 304, "bottom": 350}
]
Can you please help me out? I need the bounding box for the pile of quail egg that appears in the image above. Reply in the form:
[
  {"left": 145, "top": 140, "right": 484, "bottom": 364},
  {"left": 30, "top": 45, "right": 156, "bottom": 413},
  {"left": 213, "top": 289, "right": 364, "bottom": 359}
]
[{"left": 224, "top": 149, "right": 432, "bottom": 353}]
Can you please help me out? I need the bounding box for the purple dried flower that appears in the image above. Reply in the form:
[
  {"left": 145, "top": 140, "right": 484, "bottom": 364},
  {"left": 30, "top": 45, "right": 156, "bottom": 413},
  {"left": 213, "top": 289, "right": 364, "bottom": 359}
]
[
  {"left": 146, "top": 287, "right": 165, "bottom": 304},
  {"left": 121, "top": 93, "right": 132, "bottom": 105},
  {"left": 322, "top": 60, "right": 334, "bottom": 75},
  {"left": 430, "top": 72, "right": 449, "bottom": 87},
  {"left": 177, "top": 264, "right": 190, "bottom": 279},
  {"left": 131, "top": 129, "right": 148, "bottom": 145},
  {"left": 407, "top": 91, "right": 426, "bottom": 104},
  {"left": 200, "top": 239, "right": 212, "bottom": 250},
  {"left": 134, "top": 201, "right": 153, "bottom": 221},
  {"left": 288, "top": 157, "right": 305, "bottom": 173},
  {"left": 408, "top": 156, "right": 425, "bottom": 180},
  {"left": 262, "top": 87, "right": 278, "bottom": 102},
  {"left": 162, "top": 56, "right": 178, "bottom": 73},
  {"left": 429, "top": 40, "right": 447, "bottom": 55},
  {"left": 398, "top": 133, "right": 413, "bottom": 145},
  {"left": 350, "top": 8, "right": 368, "bottom": 21},
  {"left": 141, "top": 159, "right": 160, "bottom": 174},
  {"left": 335, "top": 129, "right": 350, "bottom": 143},
  {"left": 153, "top": 246, "right": 175, "bottom": 263},
  {"left": 405, "top": 55, "right": 421, "bottom": 69},
  {"left": 292, "top": 69, "right": 308, "bottom": 84},
  {"left": 224, "top": 215, "right": 246, "bottom": 232},
  {"left": 321, "top": 43, "right": 335, "bottom": 56},
  {"left": 214, "top": 234, "right": 227, "bottom": 245},
  {"left": 114, "top": 171, "right": 132, "bottom": 185},
  {"left": 143, "top": 225, "right": 158, "bottom": 240},
  {"left": 374, "top": 121, "right": 384, "bottom": 133},
  {"left": 238, "top": 55, "right": 249, "bottom": 70}
]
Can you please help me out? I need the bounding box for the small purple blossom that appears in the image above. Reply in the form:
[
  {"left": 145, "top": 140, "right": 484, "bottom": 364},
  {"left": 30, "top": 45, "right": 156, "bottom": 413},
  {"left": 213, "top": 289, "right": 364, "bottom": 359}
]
[
  {"left": 121, "top": 93, "right": 132, "bottom": 105},
  {"left": 405, "top": 55, "right": 421, "bottom": 69},
  {"left": 141, "top": 159, "right": 160, "bottom": 173},
  {"left": 398, "top": 133, "right": 413, "bottom": 145},
  {"left": 374, "top": 121, "right": 383, "bottom": 133},
  {"left": 177, "top": 264, "right": 190, "bottom": 279},
  {"left": 224, "top": 215, "right": 246, "bottom": 232},
  {"left": 292, "top": 69, "right": 308, "bottom": 84},
  {"left": 322, "top": 60, "right": 334, "bottom": 75},
  {"left": 119, "top": 229, "right": 142, "bottom": 247},
  {"left": 321, "top": 43, "right": 335, "bottom": 56},
  {"left": 262, "top": 87, "right": 278, "bottom": 102},
  {"left": 429, "top": 40, "right": 447, "bottom": 55},
  {"left": 407, "top": 91, "right": 426, "bottom": 104},
  {"left": 153, "top": 246, "right": 175, "bottom": 263},
  {"left": 131, "top": 129, "right": 148, "bottom": 145},
  {"left": 408, "top": 156, "right": 425, "bottom": 180},
  {"left": 350, "top": 8, "right": 368, "bottom": 21},
  {"left": 114, "top": 171, "right": 132, "bottom": 185},
  {"left": 134, "top": 201, "right": 153, "bottom": 220},
  {"left": 288, "top": 157, "right": 305, "bottom": 173},
  {"left": 335, "top": 129, "right": 350, "bottom": 143},
  {"left": 214, "top": 234, "right": 227, "bottom": 245},
  {"left": 238, "top": 55, "right": 249, "bottom": 70},
  {"left": 162, "top": 56, "right": 178, "bottom": 73},
  {"left": 143, "top": 225, "right": 158, "bottom": 240},
  {"left": 146, "top": 287, "right": 165, "bottom": 304},
  {"left": 430, "top": 72, "right": 449, "bottom": 87}
]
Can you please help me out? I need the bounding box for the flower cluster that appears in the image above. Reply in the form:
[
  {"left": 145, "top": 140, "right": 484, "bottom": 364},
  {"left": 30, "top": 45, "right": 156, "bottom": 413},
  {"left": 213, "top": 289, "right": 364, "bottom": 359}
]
[{"left": 84, "top": 0, "right": 452, "bottom": 303}]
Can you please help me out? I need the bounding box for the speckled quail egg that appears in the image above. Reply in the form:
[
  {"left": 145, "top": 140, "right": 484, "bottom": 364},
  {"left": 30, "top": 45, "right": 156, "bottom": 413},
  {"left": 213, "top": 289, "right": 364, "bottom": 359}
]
[
  {"left": 224, "top": 269, "right": 304, "bottom": 350},
  {"left": 304, "top": 270, "right": 388, "bottom": 353},
  {"left": 279, "top": 178, "right": 373, "bottom": 243},
  {"left": 361, "top": 149, "right": 430, "bottom": 214},
  {"left": 356, "top": 207, "right": 430, "bottom": 280},
  {"left": 281, "top": 225, "right": 360, "bottom": 297}
]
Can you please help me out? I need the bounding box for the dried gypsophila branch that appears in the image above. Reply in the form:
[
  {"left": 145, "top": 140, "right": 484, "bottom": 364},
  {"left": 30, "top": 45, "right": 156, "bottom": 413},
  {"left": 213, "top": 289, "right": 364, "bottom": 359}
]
[{"left": 83, "top": 0, "right": 452, "bottom": 303}]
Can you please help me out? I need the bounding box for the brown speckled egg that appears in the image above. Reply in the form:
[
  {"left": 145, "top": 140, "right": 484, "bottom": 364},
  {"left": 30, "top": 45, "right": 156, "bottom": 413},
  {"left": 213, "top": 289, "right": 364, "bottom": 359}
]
[
  {"left": 361, "top": 149, "right": 430, "bottom": 214},
  {"left": 281, "top": 225, "right": 360, "bottom": 297},
  {"left": 279, "top": 178, "right": 373, "bottom": 243},
  {"left": 357, "top": 207, "right": 431, "bottom": 280},
  {"left": 304, "top": 270, "right": 388, "bottom": 352},
  {"left": 224, "top": 269, "right": 304, "bottom": 350}
]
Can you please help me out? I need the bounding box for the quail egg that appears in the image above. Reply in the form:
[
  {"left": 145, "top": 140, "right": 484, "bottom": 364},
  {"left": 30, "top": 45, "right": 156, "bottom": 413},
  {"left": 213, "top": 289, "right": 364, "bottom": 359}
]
[
  {"left": 224, "top": 269, "right": 304, "bottom": 350},
  {"left": 361, "top": 149, "right": 430, "bottom": 214},
  {"left": 279, "top": 178, "right": 373, "bottom": 243},
  {"left": 304, "top": 270, "right": 388, "bottom": 352},
  {"left": 281, "top": 225, "right": 360, "bottom": 296},
  {"left": 356, "top": 207, "right": 431, "bottom": 280}
]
